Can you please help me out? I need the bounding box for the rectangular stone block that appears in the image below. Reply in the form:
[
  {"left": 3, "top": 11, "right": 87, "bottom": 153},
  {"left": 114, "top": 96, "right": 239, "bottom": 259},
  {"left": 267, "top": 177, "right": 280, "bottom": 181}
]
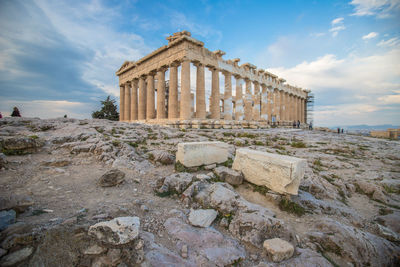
[
  {"left": 232, "top": 148, "right": 306, "bottom": 195},
  {"left": 176, "top": 142, "right": 229, "bottom": 167}
]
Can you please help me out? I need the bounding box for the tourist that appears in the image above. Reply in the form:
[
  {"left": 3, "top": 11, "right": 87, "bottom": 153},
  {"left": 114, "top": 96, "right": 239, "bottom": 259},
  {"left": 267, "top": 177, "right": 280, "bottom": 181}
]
[
  {"left": 0, "top": 112, "right": 2, "bottom": 119},
  {"left": 309, "top": 121, "right": 313, "bottom": 130},
  {"left": 341, "top": 128, "right": 344, "bottom": 134},
  {"left": 297, "top": 120, "right": 300, "bottom": 128},
  {"left": 337, "top": 128, "right": 340, "bottom": 134},
  {"left": 293, "top": 120, "right": 296, "bottom": 128},
  {"left": 11, "top": 107, "right": 21, "bottom": 117}
]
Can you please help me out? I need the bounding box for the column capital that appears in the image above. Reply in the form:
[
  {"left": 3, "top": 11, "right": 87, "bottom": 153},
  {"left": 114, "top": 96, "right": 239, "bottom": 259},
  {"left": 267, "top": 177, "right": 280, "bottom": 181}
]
[
  {"left": 169, "top": 60, "right": 180, "bottom": 68},
  {"left": 193, "top": 61, "right": 204, "bottom": 67},
  {"left": 222, "top": 70, "right": 232, "bottom": 77},
  {"left": 233, "top": 74, "right": 242, "bottom": 80},
  {"left": 207, "top": 65, "right": 218, "bottom": 72},
  {"left": 157, "top": 65, "right": 168, "bottom": 72}
]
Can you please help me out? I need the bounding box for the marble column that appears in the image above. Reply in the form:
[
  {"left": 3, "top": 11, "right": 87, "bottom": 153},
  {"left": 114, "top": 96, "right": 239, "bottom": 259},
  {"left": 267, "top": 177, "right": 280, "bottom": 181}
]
[
  {"left": 253, "top": 82, "right": 261, "bottom": 120},
  {"left": 168, "top": 62, "right": 179, "bottom": 119},
  {"left": 273, "top": 88, "right": 280, "bottom": 122},
  {"left": 180, "top": 59, "right": 191, "bottom": 120},
  {"left": 195, "top": 63, "right": 206, "bottom": 119},
  {"left": 267, "top": 86, "right": 273, "bottom": 122},
  {"left": 223, "top": 71, "right": 232, "bottom": 120},
  {"left": 124, "top": 82, "right": 131, "bottom": 121},
  {"left": 119, "top": 85, "right": 125, "bottom": 121},
  {"left": 156, "top": 68, "right": 167, "bottom": 119},
  {"left": 138, "top": 76, "right": 147, "bottom": 120},
  {"left": 210, "top": 67, "right": 220, "bottom": 119},
  {"left": 261, "top": 84, "right": 268, "bottom": 121},
  {"left": 146, "top": 74, "right": 155, "bottom": 120},
  {"left": 131, "top": 79, "right": 138, "bottom": 121},
  {"left": 289, "top": 94, "right": 294, "bottom": 122},
  {"left": 244, "top": 79, "right": 252, "bottom": 121},
  {"left": 279, "top": 90, "right": 285, "bottom": 122},
  {"left": 284, "top": 92, "right": 289, "bottom": 122},
  {"left": 298, "top": 97, "right": 302, "bottom": 123},
  {"left": 235, "top": 76, "right": 244, "bottom": 121}
]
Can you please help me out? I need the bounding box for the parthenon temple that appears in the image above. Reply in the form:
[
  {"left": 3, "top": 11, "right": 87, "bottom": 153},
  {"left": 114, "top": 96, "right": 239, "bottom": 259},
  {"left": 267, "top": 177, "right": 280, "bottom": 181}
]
[{"left": 116, "top": 31, "right": 310, "bottom": 128}]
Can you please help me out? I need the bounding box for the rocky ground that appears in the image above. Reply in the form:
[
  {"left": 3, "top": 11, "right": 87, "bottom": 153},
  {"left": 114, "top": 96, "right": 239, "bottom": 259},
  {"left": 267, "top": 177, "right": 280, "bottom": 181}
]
[{"left": 0, "top": 117, "right": 399, "bottom": 267}]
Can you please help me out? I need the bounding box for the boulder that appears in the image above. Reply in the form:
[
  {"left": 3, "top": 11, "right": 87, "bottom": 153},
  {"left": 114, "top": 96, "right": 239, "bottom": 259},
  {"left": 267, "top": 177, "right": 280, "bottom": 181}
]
[
  {"left": 83, "top": 244, "right": 106, "bottom": 255},
  {"left": 0, "top": 136, "right": 44, "bottom": 155},
  {"left": 0, "top": 247, "right": 33, "bottom": 266},
  {"left": 232, "top": 148, "right": 306, "bottom": 195},
  {"left": 88, "top": 216, "right": 140, "bottom": 245},
  {"left": 0, "top": 210, "right": 16, "bottom": 231},
  {"left": 176, "top": 142, "right": 229, "bottom": 167},
  {"left": 157, "top": 173, "right": 194, "bottom": 195},
  {"left": 150, "top": 150, "right": 175, "bottom": 165},
  {"left": 188, "top": 209, "right": 218, "bottom": 228},
  {"left": 98, "top": 169, "right": 125, "bottom": 187},
  {"left": 263, "top": 238, "right": 294, "bottom": 263},
  {"left": 257, "top": 248, "right": 332, "bottom": 267},
  {"left": 0, "top": 153, "right": 6, "bottom": 168},
  {"left": 214, "top": 166, "right": 243, "bottom": 185}
]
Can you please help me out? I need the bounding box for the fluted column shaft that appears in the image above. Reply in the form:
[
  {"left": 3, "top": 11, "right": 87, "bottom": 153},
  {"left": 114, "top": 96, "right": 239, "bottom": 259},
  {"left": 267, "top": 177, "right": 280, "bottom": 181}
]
[
  {"left": 267, "top": 87, "right": 273, "bottom": 122},
  {"left": 124, "top": 83, "right": 131, "bottom": 121},
  {"left": 195, "top": 63, "right": 206, "bottom": 119},
  {"left": 252, "top": 82, "right": 261, "bottom": 120},
  {"left": 180, "top": 59, "right": 191, "bottom": 120},
  {"left": 273, "top": 89, "right": 280, "bottom": 121},
  {"left": 235, "top": 76, "right": 244, "bottom": 121},
  {"left": 223, "top": 72, "right": 232, "bottom": 120},
  {"left": 168, "top": 63, "right": 179, "bottom": 119},
  {"left": 156, "top": 69, "right": 166, "bottom": 119},
  {"left": 146, "top": 74, "right": 155, "bottom": 120},
  {"left": 295, "top": 96, "right": 299, "bottom": 121},
  {"left": 280, "top": 91, "right": 285, "bottom": 122},
  {"left": 120, "top": 85, "right": 125, "bottom": 121},
  {"left": 210, "top": 68, "right": 220, "bottom": 119},
  {"left": 131, "top": 79, "right": 138, "bottom": 120},
  {"left": 244, "top": 79, "right": 252, "bottom": 121},
  {"left": 138, "top": 76, "right": 147, "bottom": 120},
  {"left": 284, "top": 92, "right": 289, "bottom": 122},
  {"left": 261, "top": 84, "right": 268, "bottom": 121}
]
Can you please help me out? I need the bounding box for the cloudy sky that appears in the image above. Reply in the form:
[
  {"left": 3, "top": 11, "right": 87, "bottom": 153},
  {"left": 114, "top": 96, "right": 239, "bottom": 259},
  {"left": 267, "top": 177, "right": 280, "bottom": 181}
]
[{"left": 0, "top": 0, "right": 399, "bottom": 126}]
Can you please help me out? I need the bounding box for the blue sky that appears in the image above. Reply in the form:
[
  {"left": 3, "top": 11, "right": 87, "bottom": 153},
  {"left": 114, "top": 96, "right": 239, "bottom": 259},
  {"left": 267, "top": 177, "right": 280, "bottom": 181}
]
[{"left": 0, "top": 0, "right": 399, "bottom": 126}]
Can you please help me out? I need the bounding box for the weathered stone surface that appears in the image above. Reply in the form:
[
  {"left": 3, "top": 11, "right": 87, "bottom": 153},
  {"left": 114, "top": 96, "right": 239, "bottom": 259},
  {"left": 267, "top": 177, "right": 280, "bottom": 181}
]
[
  {"left": 354, "top": 180, "right": 387, "bottom": 203},
  {"left": 176, "top": 142, "right": 229, "bottom": 167},
  {"left": 0, "top": 247, "right": 33, "bottom": 266},
  {"left": 0, "top": 210, "right": 16, "bottom": 231},
  {"left": 88, "top": 216, "right": 140, "bottom": 245},
  {"left": 42, "top": 158, "right": 72, "bottom": 167},
  {"left": 307, "top": 218, "right": 400, "bottom": 267},
  {"left": 0, "top": 195, "right": 34, "bottom": 213},
  {"left": 0, "top": 153, "right": 6, "bottom": 168},
  {"left": 164, "top": 217, "right": 246, "bottom": 266},
  {"left": 376, "top": 211, "right": 400, "bottom": 233},
  {"left": 214, "top": 166, "right": 243, "bottom": 185},
  {"left": 258, "top": 248, "right": 332, "bottom": 267},
  {"left": 151, "top": 150, "right": 175, "bottom": 165},
  {"left": 263, "top": 238, "right": 294, "bottom": 262},
  {"left": 0, "top": 248, "right": 7, "bottom": 258},
  {"left": 83, "top": 244, "right": 106, "bottom": 255},
  {"left": 188, "top": 209, "right": 218, "bottom": 228},
  {"left": 232, "top": 148, "right": 306, "bottom": 195},
  {"left": 194, "top": 183, "right": 240, "bottom": 214},
  {"left": 1, "top": 136, "right": 44, "bottom": 153},
  {"left": 98, "top": 169, "right": 125, "bottom": 187}
]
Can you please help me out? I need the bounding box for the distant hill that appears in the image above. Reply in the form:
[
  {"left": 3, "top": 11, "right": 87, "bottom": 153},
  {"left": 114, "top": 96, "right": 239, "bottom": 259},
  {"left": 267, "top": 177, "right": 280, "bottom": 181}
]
[{"left": 330, "top": 124, "right": 399, "bottom": 131}]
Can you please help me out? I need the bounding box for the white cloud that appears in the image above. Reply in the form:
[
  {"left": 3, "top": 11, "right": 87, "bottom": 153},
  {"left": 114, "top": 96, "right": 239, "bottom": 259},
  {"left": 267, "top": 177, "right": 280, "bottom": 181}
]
[
  {"left": 267, "top": 47, "right": 400, "bottom": 126},
  {"left": 331, "top": 17, "right": 344, "bottom": 25},
  {"left": 377, "top": 37, "right": 400, "bottom": 47},
  {"left": 33, "top": 0, "right": 150, "bottom": 98},
  {"left": 350, "top": 0, "right": 400, "bottom": 18},
  {"left": 0, "top": 99, "right": 95, "bottom": 119},
  {"left": 362, "top": 32, "right": 379, "bottom": 40},
  {"left": 329, "top": 18, "right": 346, "bottom": 37}
]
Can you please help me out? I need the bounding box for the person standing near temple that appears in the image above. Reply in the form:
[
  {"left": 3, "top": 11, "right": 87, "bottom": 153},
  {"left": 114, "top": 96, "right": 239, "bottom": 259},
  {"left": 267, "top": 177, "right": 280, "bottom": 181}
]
[{"left": 11, "top": 107, "right": 21, "bottom": 117}]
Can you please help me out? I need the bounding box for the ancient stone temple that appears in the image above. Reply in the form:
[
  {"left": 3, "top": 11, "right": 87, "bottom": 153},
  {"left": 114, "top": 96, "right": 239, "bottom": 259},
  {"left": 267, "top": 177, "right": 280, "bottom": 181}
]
[{"left": 116, "top": 31, "right": 310, "bottom": 128}]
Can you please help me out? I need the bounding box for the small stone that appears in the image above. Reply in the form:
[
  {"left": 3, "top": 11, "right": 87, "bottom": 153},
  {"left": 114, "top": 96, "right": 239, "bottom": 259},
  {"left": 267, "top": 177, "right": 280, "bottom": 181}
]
[
  {"left": 204, "top": 164, "right": 217, "bottom": 170},
  {"left": 196, "top": 174, "right": 210, "bottom": 181},
  {"left": 263, "top": 238, "right": 294, "bottom": 262},
  {"left": 98, "top": 169, "right": 125, "bottom": 187},
  {"left": 214, "top": 166, "right": 243, "bottom": 185},
  {"left": 135, "top": 239, "right": 144, "bottom": 250},
  {"left": 181, "top": 244, "right": 188, "bottom": 258},
  {"left": 188, "top": 209, "right": 218, "bottom": 228},
  {"left": 84, "top": 244, "right": 106, "bottom": 255},
  {"left": 140, "top": 205, "right": 149, "bottom": 212},
  {"left": 250, "top": 254, "right": 258, "bottom": 261},
  {"left": 88, "top": 216, "right": 140, "bottom": 245},
  {"left": 107, "top": 248, "right": 121, "bottom": 265},
  {"left": 0, "top": 247, "right": 33, "bottom": 266},
  {"left": 0, "top": 210, "right": 16, "bottom": 231},
  {"left": 219, "top": 217, "right": 229, "bottom": 228}
]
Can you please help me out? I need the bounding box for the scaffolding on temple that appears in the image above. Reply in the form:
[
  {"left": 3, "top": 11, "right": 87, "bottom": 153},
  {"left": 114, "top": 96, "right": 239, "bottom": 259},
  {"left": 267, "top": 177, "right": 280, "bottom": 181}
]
[{"left": 306, "top": 92, "right": 314, "bottom": 124}]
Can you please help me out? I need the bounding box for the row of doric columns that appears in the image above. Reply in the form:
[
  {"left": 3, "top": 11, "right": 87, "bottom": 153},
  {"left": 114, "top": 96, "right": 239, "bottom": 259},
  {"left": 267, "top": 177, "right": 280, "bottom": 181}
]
[{"left": 119, "top": 61, "right": 307, "bottom": 123}]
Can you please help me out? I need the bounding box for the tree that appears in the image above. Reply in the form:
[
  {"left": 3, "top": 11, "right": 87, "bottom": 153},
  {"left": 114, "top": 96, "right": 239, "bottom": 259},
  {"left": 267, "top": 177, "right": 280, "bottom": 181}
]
[{"left": 92, "top": 96, "right": 119, "bottom": 121}]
